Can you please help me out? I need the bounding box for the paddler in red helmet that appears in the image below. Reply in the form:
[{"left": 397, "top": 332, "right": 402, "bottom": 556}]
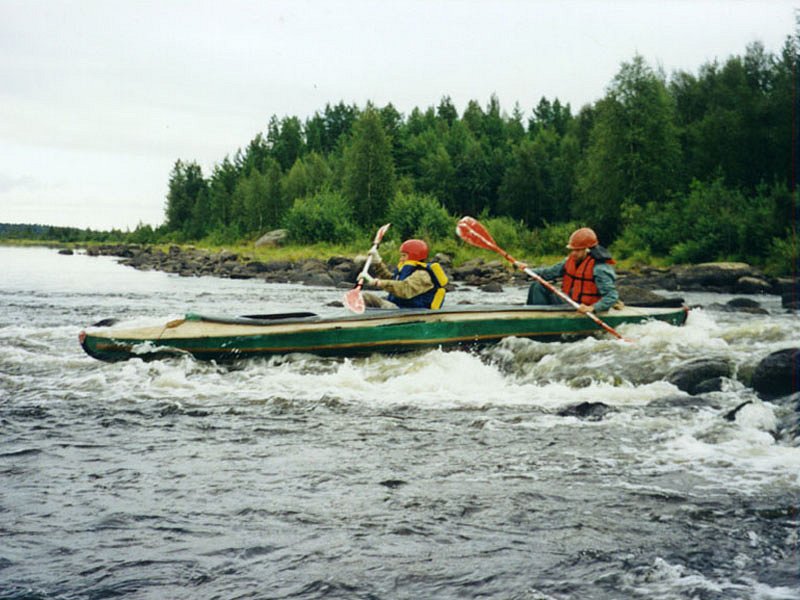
[{"left": 361, "top": 239, "right": 449, "bottom": 310}]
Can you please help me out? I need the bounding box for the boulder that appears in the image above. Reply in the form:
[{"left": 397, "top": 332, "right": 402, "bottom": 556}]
[
  {"left": 776, "top": 278, "right": 800, "bottom": 310},
  {"left": 667, "top": 358, "right": 733, "bottom": 395},
  {"left": 58, "top": 248, "right": 74, "bottom": 255},
  {"left": 480, "top": 282, "right": 504, "bottom": 293},
  {"left": 617, "top": 285, "right": 684, "bottom": 308},
  {"left": 617, "top": 267, "right": 677, "bottom": 290},
  {"left": 302, "top": 272, "right": 336, "bottom": 287},
  {"left": 557, "top": 402, "right": 611, "bottom": 421},
  {"left": 254, "top": 229, "right": 288, "bottom": 248},
  {"left": 751, "top": 348, "right": 799, "bottom": 398},
  {"left": 692, "top": 377, "right": 726, "bottom": 394},
  {"left": 724, "top": 400, "right": 753, "bottom": 421},
  {"left": 735, "top": 276, "right": 772, "bottom": 294},
  {"left": 774, "top": 392, "right": 800, "bottom": 444},
  {"left": 704, "top": 298, "right": 770, "bottom": 315},
  {"left": 433, "top": 252, "right": 453, "bottom": 267},
  {"left": 673, "top": 262, "right": 757, "bottom": 292},
  {"left": 263, "top": 260, "right": 293, "bottom": 272},
  {"left": 297, "top": 258, "right": 327, "bottom": 273},
  {"left": 246, "top": 261, "right": 269, "bottom": 273}
]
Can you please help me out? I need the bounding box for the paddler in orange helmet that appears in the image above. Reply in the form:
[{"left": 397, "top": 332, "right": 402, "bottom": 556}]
[{"left": 521, "top": 227, "right": 620, "bottom": 313}]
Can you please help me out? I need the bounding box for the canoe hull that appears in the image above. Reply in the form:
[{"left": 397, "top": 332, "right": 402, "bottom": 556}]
[{"left": 79, "top": 305, "right": 689, "bottom": 362}]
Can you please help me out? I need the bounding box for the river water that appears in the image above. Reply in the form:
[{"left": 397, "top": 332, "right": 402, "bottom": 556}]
[{"left": 1, "top": 246, "right": 798, "bottom": 600}]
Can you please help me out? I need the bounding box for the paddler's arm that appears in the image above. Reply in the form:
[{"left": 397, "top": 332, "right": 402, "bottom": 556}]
[
  {"left": 531, "top": 260, "right": 567, "bottom": 281},
  {"left": 582, "top": 263, "right": 619, "bottom": 313},
  {"left": 371, "top": 260, "right": 394, "bottom": 279},
  {"left": 374, "top": 269, "right": 433, "bottom": 299}
]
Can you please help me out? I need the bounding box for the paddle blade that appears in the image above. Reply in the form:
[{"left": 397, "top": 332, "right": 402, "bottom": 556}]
[
  {"left": 456, "top": 216, "right": 499, "bottom": 252},
  {"left": 343, "top": 285, "right": 366, "bottom": 314},
  {"left": 374, "top": 222, "right": 391, "bottom": 245}
]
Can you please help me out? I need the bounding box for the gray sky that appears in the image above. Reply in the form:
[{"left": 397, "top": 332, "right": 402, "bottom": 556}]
[{"left": 1, "top": 0, "right": 794, "bottom": 230}]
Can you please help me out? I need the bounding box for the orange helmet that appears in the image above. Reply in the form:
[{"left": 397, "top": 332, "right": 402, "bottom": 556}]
[
  {"left": 566, "top": 228, "right": 599, "bottom": 250},
  {"left": 399, "top": 239, "right": 429, "bottom": 261}
]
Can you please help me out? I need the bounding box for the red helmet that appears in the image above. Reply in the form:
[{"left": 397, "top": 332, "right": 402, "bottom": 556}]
[
  {"left": 566, "top": 228, "right": 599, "bottom": 250},
  {"left": 399, "top": 239, "right": 429, "bottom": 261}
]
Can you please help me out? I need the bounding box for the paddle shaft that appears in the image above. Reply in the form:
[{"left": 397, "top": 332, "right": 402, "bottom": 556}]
[
  {"left": 344, "top": 223, "right": 391, "bottom": 314},
  {"left": 353, "top": 235, "right": 382, "bottom": 291}
]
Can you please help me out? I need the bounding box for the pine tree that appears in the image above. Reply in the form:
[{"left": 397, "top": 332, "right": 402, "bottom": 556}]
[{"left": 342, "top": 107, "right": 397, "bottom": 226}]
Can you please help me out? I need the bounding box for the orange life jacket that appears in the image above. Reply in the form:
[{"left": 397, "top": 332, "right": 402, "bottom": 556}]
[{"left": 562, "top": 255, "right": 601, "bottom": 305}]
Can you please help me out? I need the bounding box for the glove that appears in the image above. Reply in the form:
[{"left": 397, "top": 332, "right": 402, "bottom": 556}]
[
  {"left": 360, "top": 272, "right": 376, "bottom": 286},
  {"left": 368, "top": 248, "right": 382, "bottom": 264}
]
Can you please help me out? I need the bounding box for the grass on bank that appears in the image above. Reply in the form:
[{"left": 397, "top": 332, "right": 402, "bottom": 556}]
[{"left": 1, "top": 235, "right": 670, "bottom": 275}]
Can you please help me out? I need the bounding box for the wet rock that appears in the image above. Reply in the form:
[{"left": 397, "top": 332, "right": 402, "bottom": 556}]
[
  {"left": 673, "top": 262, "right": 761, "bottom": 292},
  {"left": 705, "top": 298, "right": 770, "bottom": 315},
  {"left": 617, "top": 266, "right": 677, "bottom": 290},
  {"left": 775, "top": 278, "right": 799, "bottom": 309},
  {"left": 91, "top": 317, "right": 119, "bottom": 327},
  {"left": 727, "top": 297, "right": 763, "bottom": 309},
  {"left": 302, "top": 272, "right": 336, "bottom": 287},
  {"left": 617, "top": 285, "right": 684, "bottom": 308},
  {"left": 433, "top": 252, "right": 453, "bottom": 267},
  {"left": 379, "top": 479, "right": 408, "bottom": 489},
  {"left": 773, "top": 392, "right": 800, "bottom": 444},
  {"left": 557, "top": 401, "right": 611, "bottom": 421},
  {"left": 649, "top": 395, "right": 717, "bottom": 409},
  {"left": 480, "top": 281, "right": 503, "bottom": 293},
  {"left": 58, "top": 248, "right": 74, "bottom": 255},
  {"left": 263, "top": 260, "right": 293, "bottom": 272},
  {"left": 297, "top": 258, "right": 327, "bottom": 273},
  {"left": 246, "top": 261, "right": 269, "bottom": 273},
  {"left": 328, "top": 257, "right": 358, "bottom": 284},
  {"left": 693, "top": 377, "right": 726, "bottom": 395},
  {"left": 228, "top": 265, "right": 255, "bottom": 279},
  {"left": 216, "top": 250, "right": 239, "bottom": 263},
  {"left": 724, "top": 400, "right": 753, "bottom": 421},
  {"left": 735, "top": 276, "right": 772, "bottom": 294},
  {"left": 667, "top": 358, "right": 733, "bottom": 395},
  {"left": 751, "top": 348, "right": 800, "bottom": 399},
  {"left": 781, "top": 291, "right": 799, "bottom": 311}
]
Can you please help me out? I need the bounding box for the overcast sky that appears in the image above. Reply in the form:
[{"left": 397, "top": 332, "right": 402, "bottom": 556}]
[{"left": 1, "top": 0, "right": 795, "bottom": 230}]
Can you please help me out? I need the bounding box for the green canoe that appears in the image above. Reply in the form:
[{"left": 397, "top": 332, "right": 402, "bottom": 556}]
[{"left": 79, "top": 305, "right": 689, "bottom": 362}]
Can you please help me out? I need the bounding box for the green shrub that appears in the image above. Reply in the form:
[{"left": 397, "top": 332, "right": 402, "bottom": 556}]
[
  {"left": 478, "top": 216, "right": 525, "bottom": 249},
  {"left": 283, "top": 190, "right": 360, "bottom": 244},
  {"left": 127, "top": 223, "right": 156, "bottom": 244},
  {"left": 763, "top": 235, "right": 798, "bottom": 277},
  {"left": 526, "top": 221, "right": 581, "bottom": 256},
  {"left": 203, "top": 225, "right": 241, "bottom": 246},
  {"left": 387, "top": 192, "right": 455, "bottom": 241}
]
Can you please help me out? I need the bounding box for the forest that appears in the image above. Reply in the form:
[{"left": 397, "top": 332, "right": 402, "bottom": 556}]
[{"left": 7, "top": 39, "right": 797, "bottom": 275}]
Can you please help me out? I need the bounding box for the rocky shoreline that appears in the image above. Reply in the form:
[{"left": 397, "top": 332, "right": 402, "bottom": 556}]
[{"left": 65, "top": 243, "right": 799, "bottom": 310}]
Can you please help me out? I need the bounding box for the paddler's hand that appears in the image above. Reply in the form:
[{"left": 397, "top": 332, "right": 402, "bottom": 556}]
[
  {"left": 577, "top": 303, "right": 594, "bottom": 314},
  {"left": 368, "top": 249, "right": 382, "bottom": 264},
  {"left": 360, "top": 272, "right": 377, "bottom": 286},
  {"left": 513, "top": 260, "right": 528, "bottom": 271}
]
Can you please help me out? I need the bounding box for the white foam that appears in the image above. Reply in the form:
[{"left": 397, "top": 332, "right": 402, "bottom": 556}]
[{"left": 627, "top": 557, "right": 800, "bottom": 599}]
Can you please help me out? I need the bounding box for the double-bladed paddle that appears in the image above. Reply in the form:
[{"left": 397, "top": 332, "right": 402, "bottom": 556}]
[
  {"left": 343, "top": 223, "right": 391, "bottom": 314},
  {"left": 456, "top": 216, "right": 630, "bottom": 342}
]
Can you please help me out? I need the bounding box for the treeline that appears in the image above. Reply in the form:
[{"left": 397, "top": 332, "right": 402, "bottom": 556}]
[
  {"left": 160, "top": 40, "right": 795, "bottom": 273},
  {"left": 0, "top": 223, "right": 127, "bottom": 243}
]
